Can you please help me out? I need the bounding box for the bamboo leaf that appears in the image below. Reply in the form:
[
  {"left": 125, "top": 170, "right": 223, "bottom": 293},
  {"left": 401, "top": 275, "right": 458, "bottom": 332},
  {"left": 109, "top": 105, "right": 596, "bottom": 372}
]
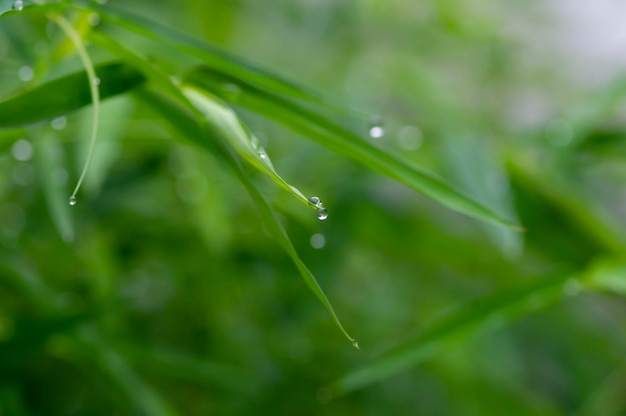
[
  {"left": 137, "top": 89, "right": 358, "bottom": 347},
  {"left": 181, "top": 86, "right": 310, "bottom": 205},
  {"left": 0, "top": 62, "right": 146, "bottom": 129},
  {"left": 90, "top": 32, "right": 312, "bottom": 206},
  {"left": 332, "top": 274, "right": 573, "bottom": 393},
  {"left": 33, "top": 131, "right": 74, "bottom": 242},
  {"left": 0, "top": 1, "right": 63, "bottom": 18},
  {"left": 71, "top": 0, "right": 330, "bottom": 106},
  {"left": 184, "top": 66, "right": 522, "bottom": 229}
]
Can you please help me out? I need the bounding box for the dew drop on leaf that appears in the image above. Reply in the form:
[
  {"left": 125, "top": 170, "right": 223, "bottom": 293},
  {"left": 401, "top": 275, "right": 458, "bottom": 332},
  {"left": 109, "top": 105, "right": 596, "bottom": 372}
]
[
  {"left": 68, "top": 196, "right": 77, "bottom": 206},
  {"left": 308, "top": 196, "right": 321, "bottom": 207},
  {"left": 18, "top": 66, "right": 33, "bottom": 82},
  {"left": 12, "top": 0, "right": 24, "bottom": 11},
  {"left": 88, "top": 13, "right": 100, "bottom": 26},
  {"left": 317, "top": 207, "right": 328, "bottom": 221},
  {"left": 368, "top": 116, "right": 384, "bottom": 138}
]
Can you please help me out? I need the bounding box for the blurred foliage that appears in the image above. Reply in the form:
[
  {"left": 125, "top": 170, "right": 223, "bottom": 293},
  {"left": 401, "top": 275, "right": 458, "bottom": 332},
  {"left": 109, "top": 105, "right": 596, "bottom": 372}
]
[{"left": 1, "top": 0, "right": 626, "bottom": 415}]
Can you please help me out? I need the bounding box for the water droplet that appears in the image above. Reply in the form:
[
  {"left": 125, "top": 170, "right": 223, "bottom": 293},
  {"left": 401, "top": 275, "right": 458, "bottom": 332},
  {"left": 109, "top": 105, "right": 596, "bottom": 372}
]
[
  {"left": 369, "top": 126, "right": 384, "bottom": 138},
  {"left": 87, "top": 13, "right": 100, "bottom": 26},
  {"left": 12, "top": 0, "right": 24, "bottom": 11},
  {"left": 310, "top": 233, "right": 326, "bottom": 249},
  {"left": 368, "top": 116, "right": 384, "bottom": 138},
  {"left": 93, "top": 77, "right": 100, "bottom": 86},
  {"left": 68, "top": 196, "right": 77, "bottom": 206},
  {"left": 352, "top": 340, "right": 360, "bottom": 350},
  {"left": 18, "top": 66, "right": 33, "bottom": 82},
  {"left": 317, "top": 207, "right": 328, "bottom": 221},
  {"left": 251, "top": 135, "right": 272, "bottom": 163},
  {"left": 11, "top": 139, "right": 33, "bottom": 161},
  {"left": 50, "top": 116, "right": 67, "bottom": 131},
  {"left": 308, "top": 196, "right": 321, "bottom": 207}
]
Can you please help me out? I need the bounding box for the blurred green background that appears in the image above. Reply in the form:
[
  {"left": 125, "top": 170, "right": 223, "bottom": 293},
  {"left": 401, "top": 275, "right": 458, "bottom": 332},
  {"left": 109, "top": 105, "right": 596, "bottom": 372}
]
[{"left": 2, "top": 0, "right": 626, "bottom": 415}]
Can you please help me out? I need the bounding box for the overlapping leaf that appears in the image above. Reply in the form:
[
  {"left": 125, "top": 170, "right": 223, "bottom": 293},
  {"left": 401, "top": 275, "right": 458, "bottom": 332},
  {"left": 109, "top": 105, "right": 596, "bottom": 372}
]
[
  {"left": 332, "top": 274, "right": 574, "bottom": 393},
  {"left": 68, "top": 0, "right": 519, "bottom": 228},
  {"left": 184, "top": 66, "right": 521, "bottom": 229}
]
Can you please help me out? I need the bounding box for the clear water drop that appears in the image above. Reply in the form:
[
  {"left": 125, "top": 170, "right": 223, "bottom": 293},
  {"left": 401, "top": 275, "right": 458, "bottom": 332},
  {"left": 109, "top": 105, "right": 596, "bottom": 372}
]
[
  {"left": 87, "top": 13, "right": 100, "bottom": 26},
  {"left": 317, "top": 207, "right": 328, "bottom": 220},
  {"left": 308, "top": 196, "right": 321, "bottom": 207},
  {"left": 310, "top": 233, "right": 326, "bottom": 249},
  {"left": 18, "top": 66, "right": 33, "bottom": 82},
  {"left": 369, "top": 126, "right": 384, "bottom": 138},
  {"left": 68, "top": 195, "right": 77, "bottom": 206},
  {"left": 368, "top": 116, "right": 384, "bottom": 138},
  {"left": 93, "top": 77, "right": 101, "bottom": 86},
  {"left": 12, "top": 0, "right": 24, "bottom": 11},
  {"left": 11, "top": 139, "right": 33, "bottom": 161}
]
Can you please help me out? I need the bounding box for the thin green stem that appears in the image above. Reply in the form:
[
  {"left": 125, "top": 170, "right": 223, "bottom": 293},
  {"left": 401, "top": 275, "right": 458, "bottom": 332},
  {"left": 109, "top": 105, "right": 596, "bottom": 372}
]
[{"left": 49, "top": 13, "right": 100, "bottom": 204}]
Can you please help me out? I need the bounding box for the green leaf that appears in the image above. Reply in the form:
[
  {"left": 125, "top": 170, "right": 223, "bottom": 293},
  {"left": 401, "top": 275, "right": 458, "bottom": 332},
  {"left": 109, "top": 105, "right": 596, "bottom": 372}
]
[
  {"left": 230, "top": 158, "right": 358, "bottom": 348},
  {"left": 585, "top": 257, "right": 626, "bottom": 295},
  {"left": 90, "top": 32, "right": 311, "bottom": 207},
  {"left": 181, "top": 86, "right": 310, "bottom": 205},
  {"left": 184, "top": 66, "right": 522, "bottom": 229},
  {"left": 507, "top": 155, "right": 626, "bottom": 257},
  {"left": 33, "top": 131, "right": 74, "bottom": 243},
  {"left": 119, "top": 342, "right": 252, "bottom": 393},
  {"left": 0, "top": 62, "right": 146, "bottom": 129},
  {"left": 71, "top": 0, "right": 332, "bottom": 106},
  {"left": 137, "top": 89, "right": 357, "bottom": 347},
  {"left": 441, "top": 134, "right": 523, "bottom": 258},
  {"left": 0, "top": 1, "right": 64, "bottom": 18},
  {"left": 332, "top": 274, "right": 573, "bottom": 393},
  {"left": 68, "top": 326, "right": 179, "bottom": 416}
]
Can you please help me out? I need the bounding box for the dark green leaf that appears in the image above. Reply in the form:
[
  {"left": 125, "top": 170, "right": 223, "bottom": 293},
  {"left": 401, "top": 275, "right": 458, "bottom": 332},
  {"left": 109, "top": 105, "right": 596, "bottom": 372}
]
[
  {"left": 0, "top": 62, "right": 146, "bottom": 129},
  {"left": 184, "top": 66, "right": 522, "bottom": 229},
  {"left": 332, "top": 274, "right": 573, "bottom": 393}
]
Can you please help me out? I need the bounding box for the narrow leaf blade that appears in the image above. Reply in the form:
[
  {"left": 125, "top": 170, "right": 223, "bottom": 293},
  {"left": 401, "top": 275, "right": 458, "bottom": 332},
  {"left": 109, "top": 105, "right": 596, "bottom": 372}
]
[
  {"left": 333, "top": 274, "right": 572, "bottom": 393},
  {"left": 181, "top": 86, "right": 309, "bottom": 205},
  {"left": 0, "top": 62, "right": 146, "bottom": 129},
  {"left": 137, "top": 89, "right": 357, "bottom": 346},
  {"left": 184, "top": 67, "right": 522, "bottom": 229}
]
